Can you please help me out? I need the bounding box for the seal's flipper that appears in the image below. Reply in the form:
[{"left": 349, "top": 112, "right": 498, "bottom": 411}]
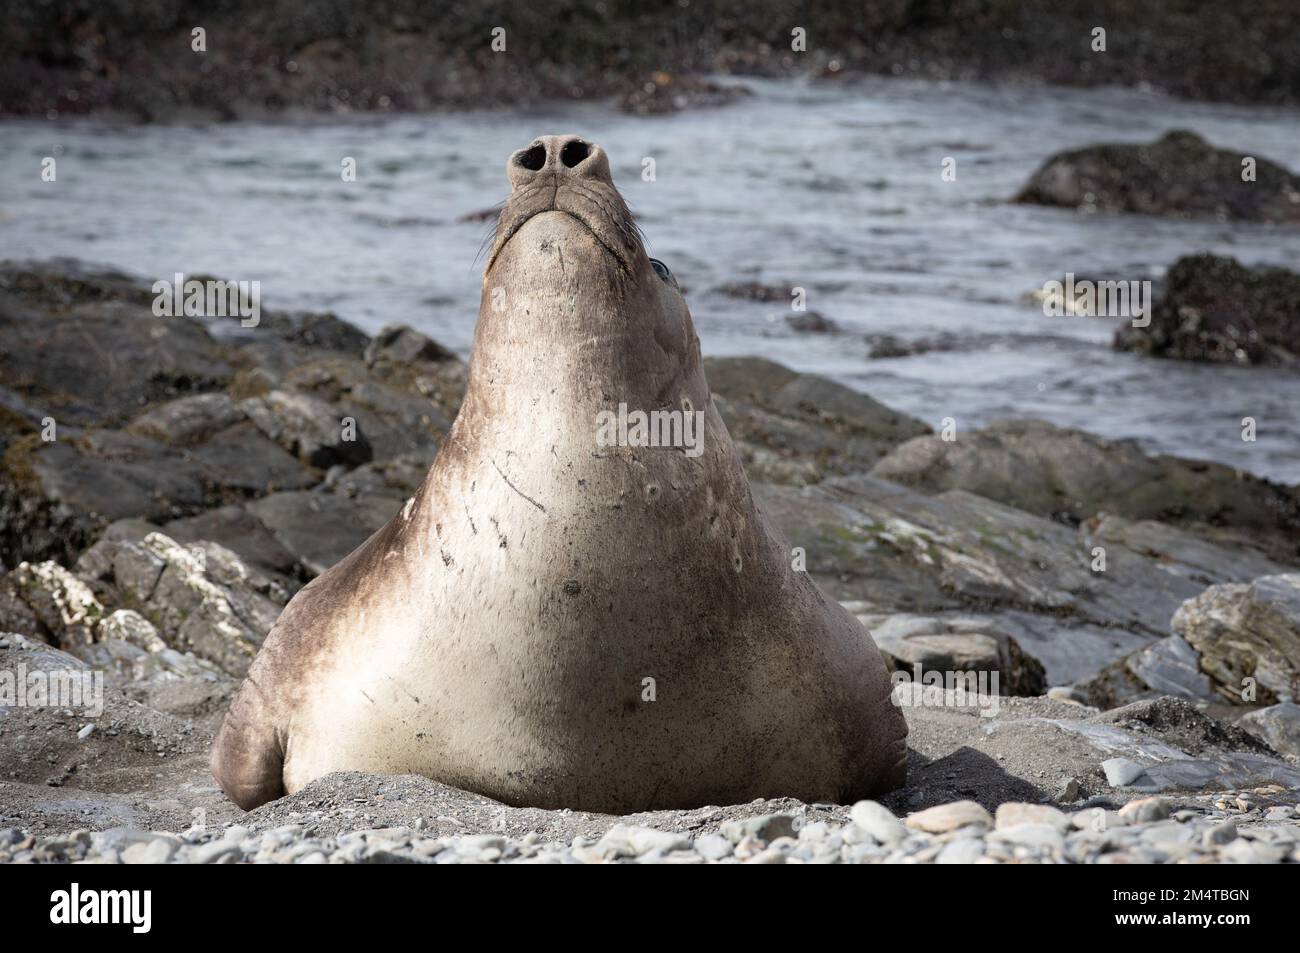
[{"left": 210, "top": 672, "right": 285, "bottom": 811}]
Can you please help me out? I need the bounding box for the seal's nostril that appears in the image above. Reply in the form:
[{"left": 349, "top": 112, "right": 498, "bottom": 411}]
[
  {"left": 560, "top": 140, "right": 591, "bottom": 168},
  {"left": 518, "top": 144, "right": 546, "bottom": 172}
]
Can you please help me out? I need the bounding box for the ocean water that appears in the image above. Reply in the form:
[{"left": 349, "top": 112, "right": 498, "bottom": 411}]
[{"left": 3, "top": 76, "right": 1298, "bottom": 480}]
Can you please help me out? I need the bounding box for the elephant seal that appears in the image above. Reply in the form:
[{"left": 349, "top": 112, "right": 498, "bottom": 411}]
[{"left": 211, "top": 134, "right": 907, "bottom": 812}]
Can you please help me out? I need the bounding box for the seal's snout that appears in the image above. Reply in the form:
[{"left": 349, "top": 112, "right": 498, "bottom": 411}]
[
  {"left": 488, "top": 134, "right": 642, "bottom": 277},
  {"left": 507, "top": 134, "right": 612, "bottom": 190}
]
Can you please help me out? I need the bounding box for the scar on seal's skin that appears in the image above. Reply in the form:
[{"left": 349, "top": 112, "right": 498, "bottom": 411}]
[{"left": 492, "top": 459, "right": 547, "bottom": 512}]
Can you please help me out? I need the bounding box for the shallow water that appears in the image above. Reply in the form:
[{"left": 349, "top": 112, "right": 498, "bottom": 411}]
[{"left": 3, "top": 77, "right": 1299, "bottom": 480}]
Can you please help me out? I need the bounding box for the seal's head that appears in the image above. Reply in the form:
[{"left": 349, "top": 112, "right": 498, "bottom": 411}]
[{"left": 475, "top": 135, "right": 698, "bottom": 410}]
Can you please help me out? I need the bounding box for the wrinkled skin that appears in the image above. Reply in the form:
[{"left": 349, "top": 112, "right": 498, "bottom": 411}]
[{"left": 211, "top": 135, "right": 907, "bottom": 813}]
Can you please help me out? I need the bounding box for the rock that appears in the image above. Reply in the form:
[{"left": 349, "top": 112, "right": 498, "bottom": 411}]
[
  {"left": 714, "top": 282, "right": 791, "bottom": 303},
  {"left": 163, "top": 505, "right": 301, "bottom": 583},
  {"left": 127, "top": 393, "right": 246, "bottom": 446},
  {"left": 96, "top": 609, "right": 167, "bottom": 653},
  {"left": 594, "top": 824, "right": 690, "bottom": 857},
  {"left": 246, "top": 491, "right": 399, "bottom": 577},
  {"left": 239, "top": 389, "right": 373, "bottom": 469},
  {"left": 989, "top": 822, "right": 1064, "bottom": 853},
  {"left": 849, "top": 800, "right": 908, "bottom": 843},
  {"left": 1239, "top": 703, "right": 1300, "bottom": 758},
  {"left": 720, "top": 813, "right": 802, "bottom": 845},
  {"left": 1118, "top": 796, "right": 1171, "bottom": 824},
  {"left": 1077, "top": 635, "right": 1217, "bottom": 709},
  {"left": 1203, "top": 821, "right": 1237, "bottom": 847},
  {"left": 1015, "top": 130, "right": 1300, "bottom": 224},
  {"left": 7, "top": 560, "right": 104, "bottom": 648},
  {"left": 98, "top": 532, "right": 285, "bottom": 676},
  {"left": 693, "top": 833, "right": 732, "bottom": 861},
  {"left": 1172, "top": 574, "right": 1300, "bottom": 704},
  {"left": 0, "top": 280, "right": 232, "bottom": 427},
  {"left": 283, "top": 358, "right": 454, "bottom": 461},
  {"left": 866, "top": 334, "right": 915, "bottom": 359},
  {"left": 364, "top": 324, "right": 457, "bottom": 367},
  {"left": 935, "top": 838, "right": 984, "bottom": 864},
  {"left": 784, "top": 312, "right": 838, "bottom": 334},
  {"left": 994, "top": 803, "right": 1071, "bottom": 832},
  {"left": 705, "top": 357, "right": 930, "bottom": 484},
  {"left": 121, "top": 838, "right": 176, "bottom": 864},
  {"left": 868, "top": 419, "right": 1300, "bottom": 559},
  {"left": 759, "top": 473, "right": 1277, "bottom": 664},
  {"left": 869, "top": 614, "right": 1047, "bottom": 696},
  {"left": 1101, "top": 757, "right": 1151, "bottom": 788},
  {"left": 1115, "top": 254, "right": 1300, "bottom": 366},
  {"left": 619, "top": 73, "right": 751, "bottom": 115},
  {"left": 0, "top": 586, "right": 40, "bottom": 637},
  {"left": 905, "top": 800, "right": 992, "bottom": 834}
]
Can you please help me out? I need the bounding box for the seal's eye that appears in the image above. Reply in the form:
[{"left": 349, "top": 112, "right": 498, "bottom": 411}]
[{"left": 650, "top": 258, "right": 673, "bottom": 282}]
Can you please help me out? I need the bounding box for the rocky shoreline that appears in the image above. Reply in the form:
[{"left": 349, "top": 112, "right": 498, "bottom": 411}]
[
  {"left": 4, "top": 2, "right": 1299, "bottom": 120},
  {"left": 2, "top": 261, "right": 1299, "bottom": 863}
]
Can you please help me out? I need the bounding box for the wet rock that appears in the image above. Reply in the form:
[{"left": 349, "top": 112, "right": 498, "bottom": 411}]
[
  {"left": 1239, "top": 703, "right": 1300, "bottom": 758},
  {"left": 364, "top": 324, "right": 457, "bottom": 367},
  {"left": 1172, "top": 574, "right": 1300, "bottom": 704},
  {"left": 869, "top": 418, "right": 1300, "bottom": 560},
  {"left": 187, "top": 421, "right": 319, "bottom": 495},
  {"left": 866, "top": 334, "right": 916, "bottom": 359},
  {"left": 253, "top": 310, "right": 370, "bottom": 356},
  {"left": 0, "top": 281, "right": 232, "bottom": 427},
  {"left": 784, "top": 312, "right": 838, "bottom": 334},
  {"left": 247, "top": 491, "right": 399, "bottom": 577},
  {"left": 706, "top": 357, "right": 929, "bottom": 484},
  {"left": 284, "top": 358, "right": 454, "bottom": 461},
  {"left": 1, "top": 430, "right": 210, "bottom": 566},
  {"left": 127, "top": 393, "right": 246, "bottom": 446},
  {"left": 1115, "top": 253, "right": 1300, "bottom": 366},
  {"left": 619, "top": 73, "right": 751, "bottom": 115},
  {"left": 163, "top": 505, "right": 302, "bottom": 583},
  {"left": 239, "top": 389, "right": 373, "bottom": 469},
  {"left": 760, "top": 474, "right": 1277, "bottom": 644},
  {"left": 1015, "top": 130, "right": 1300, "bottom": 224},
  {"left": 714, "top": 281, "right": 793, "bottom": 303}
]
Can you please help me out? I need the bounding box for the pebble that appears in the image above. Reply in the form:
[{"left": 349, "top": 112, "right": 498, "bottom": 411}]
[
  {"left": 720, "top": 813, "right": 802, "bottom": 844},
  {"left": 995, "top": 802, "right": 1070, "bottom": 832},
  {"left": 849, "top": 800, "right": 908, "bottom": 843},
  {"left": 936, "top": 838, "right": 984, "bottom": 864},
  {"left": 5, "top": 793, "right": 1300, "bottom": 865},
  {"left": 905, "top": 800, "right": 993, "bottom": 834},
  {"left": 1119, "top": 796, "right": 1171, "bottom": 824},
  {"left": 1101, "top": 757, "right": 1149, "bottom": 787},
  {"left": 121, "top": 838, "right": 176, "bottom": 865}
]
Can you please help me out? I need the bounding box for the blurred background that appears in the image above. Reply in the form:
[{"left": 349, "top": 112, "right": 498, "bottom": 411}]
[{"left": 3, "top": 1, "right": 1298, "bottom": 478}]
